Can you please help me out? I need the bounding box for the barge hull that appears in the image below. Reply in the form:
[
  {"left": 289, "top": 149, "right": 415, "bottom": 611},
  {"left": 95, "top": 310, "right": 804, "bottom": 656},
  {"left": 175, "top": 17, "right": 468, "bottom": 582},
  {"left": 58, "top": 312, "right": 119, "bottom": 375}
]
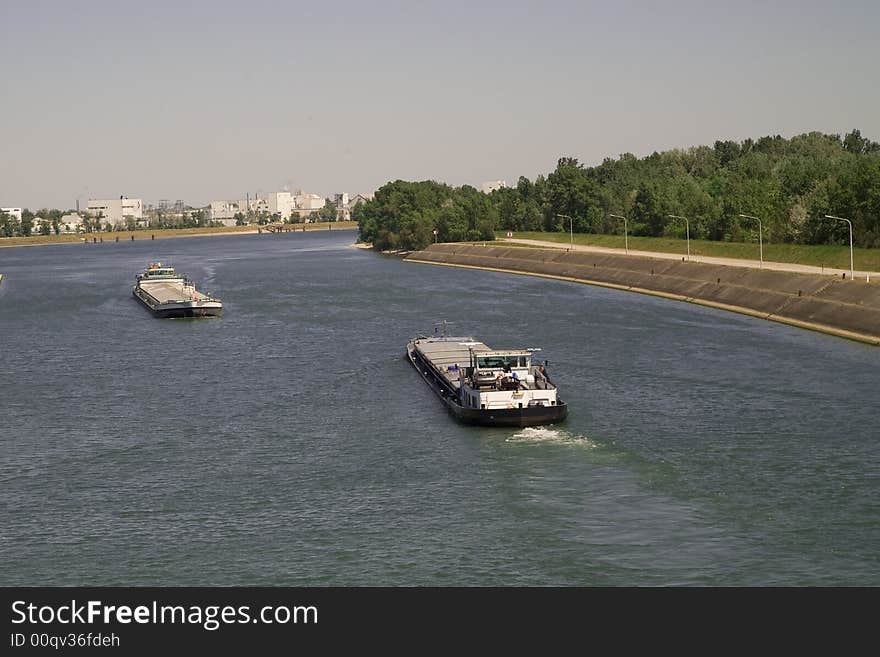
[
  {"left": 133, "top": 289, "right": 222, "bottom": 318},
  {"left": 450, "top": 402, "right": 568, "bottom": 427},
  {"left": 152, "top": 306, "right": 223, "bottom": 319}
]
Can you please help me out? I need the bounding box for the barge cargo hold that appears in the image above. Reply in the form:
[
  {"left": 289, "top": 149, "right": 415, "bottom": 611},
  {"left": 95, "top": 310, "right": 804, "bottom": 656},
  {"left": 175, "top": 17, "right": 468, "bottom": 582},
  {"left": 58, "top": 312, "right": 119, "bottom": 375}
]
[
  {"left": 132, "top": 262, "right": 222, "bottom": 318},
  {"left": 406, "top": 327, "right": 567, "bottom": 427}
]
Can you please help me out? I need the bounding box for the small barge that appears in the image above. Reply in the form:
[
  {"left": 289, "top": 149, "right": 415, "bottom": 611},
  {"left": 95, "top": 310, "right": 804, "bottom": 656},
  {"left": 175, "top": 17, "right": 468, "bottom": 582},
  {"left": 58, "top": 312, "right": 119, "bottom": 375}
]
[
  {"left": 132, "top": 262, "right": 222, "bottom": 318},
  {"left": 406, "top": 325, "right": 568, "bottom": 427}
]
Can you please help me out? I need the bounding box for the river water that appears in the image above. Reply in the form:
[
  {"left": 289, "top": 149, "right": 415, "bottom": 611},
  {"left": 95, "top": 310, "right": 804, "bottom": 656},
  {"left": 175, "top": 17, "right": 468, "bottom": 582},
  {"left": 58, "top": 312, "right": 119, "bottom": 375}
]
[{"left": 1, "top": 230, "right": 877, "bottom": 585}]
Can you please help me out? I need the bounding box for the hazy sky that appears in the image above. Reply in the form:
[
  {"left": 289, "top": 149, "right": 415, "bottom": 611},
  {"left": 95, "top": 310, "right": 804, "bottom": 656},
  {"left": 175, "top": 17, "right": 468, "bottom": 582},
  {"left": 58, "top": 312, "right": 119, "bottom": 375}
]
[{"left": 2, "top": 0, "right": 878, "bottom": 210}]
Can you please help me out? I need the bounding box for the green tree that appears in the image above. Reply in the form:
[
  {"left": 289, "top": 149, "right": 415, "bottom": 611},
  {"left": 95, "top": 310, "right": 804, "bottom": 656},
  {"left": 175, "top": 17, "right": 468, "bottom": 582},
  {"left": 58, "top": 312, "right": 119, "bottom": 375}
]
[
  {"left": 842, "top": 129, "right": 880, "bottom": 155},
  {"left": 631, "top": 185, "right": 669, "bottom": 236},
  {"left": 21, "top": 209, "right": 34, "bottom": 236},
  {"left": 0, "top": 210, "right": 14, "bottom": 237},
  {"left": 317, "top": 199, "right": 338, "bottom": 222}
]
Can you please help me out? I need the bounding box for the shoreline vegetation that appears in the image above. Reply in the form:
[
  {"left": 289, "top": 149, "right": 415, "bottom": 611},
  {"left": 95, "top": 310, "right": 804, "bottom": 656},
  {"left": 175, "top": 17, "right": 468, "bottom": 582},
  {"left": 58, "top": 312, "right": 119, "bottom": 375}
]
[
  {"left": 355, "top": 130, "right": 880, "bottom": 262},
  {"left": 0, "top": 221, "right": 358, "bottom": 248}
]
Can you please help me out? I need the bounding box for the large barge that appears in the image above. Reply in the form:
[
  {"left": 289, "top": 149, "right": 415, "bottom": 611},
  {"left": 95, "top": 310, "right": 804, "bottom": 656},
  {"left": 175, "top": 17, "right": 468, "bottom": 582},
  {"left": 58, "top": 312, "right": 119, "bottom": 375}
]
[
  {"left": 132, "top": 262, "right": 222, "bottom": 318},
  {"left": 406, "top": 326, "right": 568, "bottom": 427}
]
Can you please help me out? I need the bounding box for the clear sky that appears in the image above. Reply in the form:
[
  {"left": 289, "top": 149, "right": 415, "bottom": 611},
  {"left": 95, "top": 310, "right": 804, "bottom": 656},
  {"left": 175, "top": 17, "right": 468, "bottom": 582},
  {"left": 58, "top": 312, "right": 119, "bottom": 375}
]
[{"left": 2, "top": 0, "right": 878, "bottom": 210}]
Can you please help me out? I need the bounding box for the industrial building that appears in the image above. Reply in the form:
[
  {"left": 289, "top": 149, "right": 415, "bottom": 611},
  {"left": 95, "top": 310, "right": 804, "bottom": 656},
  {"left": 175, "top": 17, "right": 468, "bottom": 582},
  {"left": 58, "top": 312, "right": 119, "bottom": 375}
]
[
  {"left": 86, "top": 197, "right": 143, "bottom": 226},
  {"left": 1, "top": 207, "right": 23, "bottom": 222}
]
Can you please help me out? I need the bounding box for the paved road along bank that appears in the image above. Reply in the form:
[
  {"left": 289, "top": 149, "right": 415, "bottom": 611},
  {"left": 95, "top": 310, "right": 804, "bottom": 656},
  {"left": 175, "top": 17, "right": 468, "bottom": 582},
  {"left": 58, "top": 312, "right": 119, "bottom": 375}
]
[{"left": 405, "top": 243, "right": 880, "bottom": 345}]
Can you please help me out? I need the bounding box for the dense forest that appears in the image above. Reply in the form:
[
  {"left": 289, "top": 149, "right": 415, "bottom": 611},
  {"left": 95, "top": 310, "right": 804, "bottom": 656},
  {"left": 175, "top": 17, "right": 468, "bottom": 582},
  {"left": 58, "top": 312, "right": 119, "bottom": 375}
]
[{"left": 356, "top": 130, "right": 880, "bottom": 251}]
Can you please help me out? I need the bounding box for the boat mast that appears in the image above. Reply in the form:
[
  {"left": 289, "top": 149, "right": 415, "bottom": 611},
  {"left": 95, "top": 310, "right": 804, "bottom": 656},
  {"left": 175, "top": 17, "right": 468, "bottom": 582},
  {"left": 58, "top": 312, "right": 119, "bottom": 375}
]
[{"left": 433, "top": 319, "right": 452, "bottom": 337}]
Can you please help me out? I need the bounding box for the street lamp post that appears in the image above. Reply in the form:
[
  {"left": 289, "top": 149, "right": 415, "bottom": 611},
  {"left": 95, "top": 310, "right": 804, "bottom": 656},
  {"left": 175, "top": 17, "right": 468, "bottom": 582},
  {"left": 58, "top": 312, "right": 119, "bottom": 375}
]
[
  {"left": 668, "top": 214, "right": 690, "bottom": 261},
  {"left": 825, "top": 215, "right": 854, "bottom": 281},
  {"left": 609, "top": 213, "right": 628, "bottom": 254},
  {"left": 738, "top": 214, "right": 763, "bottom": 268},
  {"left": 557, "top": 214, "right": 573, "bottom": 250}
]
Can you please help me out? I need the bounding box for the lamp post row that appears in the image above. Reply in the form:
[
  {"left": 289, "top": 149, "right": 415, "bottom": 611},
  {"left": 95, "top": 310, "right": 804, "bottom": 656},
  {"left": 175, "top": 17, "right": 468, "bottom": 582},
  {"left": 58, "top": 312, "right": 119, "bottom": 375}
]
[
  {"left": 558, "top": 212, "right": 630, "bottom": 254},
  {"left": 738, "top": 212, "right": 853, "bottom": 278},
  {"left": 550, "top": 211, "right": 856, "bottom": 279}
]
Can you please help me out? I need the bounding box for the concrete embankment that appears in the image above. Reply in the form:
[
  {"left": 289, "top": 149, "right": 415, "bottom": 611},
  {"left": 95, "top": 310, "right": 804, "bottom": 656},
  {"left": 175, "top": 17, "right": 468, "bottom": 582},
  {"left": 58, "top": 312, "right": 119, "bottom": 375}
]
[{"left": 405, "top": 243, "right": 880, "bottom": 345}]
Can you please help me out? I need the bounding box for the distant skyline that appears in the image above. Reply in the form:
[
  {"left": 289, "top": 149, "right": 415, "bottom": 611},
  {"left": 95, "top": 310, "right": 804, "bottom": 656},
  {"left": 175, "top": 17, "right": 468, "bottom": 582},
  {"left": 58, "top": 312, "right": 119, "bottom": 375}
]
[{"left": 2, "top": 0, "right": 879, "bottom": 210}]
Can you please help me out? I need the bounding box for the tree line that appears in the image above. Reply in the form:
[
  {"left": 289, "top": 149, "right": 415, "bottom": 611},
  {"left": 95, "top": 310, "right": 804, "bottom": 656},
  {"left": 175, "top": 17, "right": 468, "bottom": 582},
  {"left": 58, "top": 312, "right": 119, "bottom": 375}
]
[
  {"left": 0, "top": 208, "right": 69, "bottom": 237},
  {"left": 0, "top": 208, "right": 222, "bottom": 236},
  {"left": 0, "top": 198, "right": 344, "bottom": 236},
  {"left": 356, "top": 130, "right": 880, "bottom": 250}
]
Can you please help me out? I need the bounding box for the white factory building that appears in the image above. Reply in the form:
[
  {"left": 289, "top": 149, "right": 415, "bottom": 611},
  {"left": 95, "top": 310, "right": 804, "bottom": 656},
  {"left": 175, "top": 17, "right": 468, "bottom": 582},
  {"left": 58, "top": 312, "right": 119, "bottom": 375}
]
[
  {"left": 208, "top": 198, "right": 268, "bottom": 226},
  {"left": 208, "top": 190, "right": 331, "bottom": 225},
  {"left": 86, "top": 197, "right": 144, "bottom": 226},
  {"left": 208, "top": 200, "right": 246, "bottom": 225},
  {"left": 267, "top": 192, "right": 296, "bottom": 220},
  {"left": 1, "top": 207, "right": 23, "bottom": 222},
  {"left": 481, "top": 180, "right": 507, "bottom": 194},
  {"left": 61, "top": 213, "right": 84, "bottom": 233},
  {"left": 296, "top": 192, "right": 326, "bottom": 212}
]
